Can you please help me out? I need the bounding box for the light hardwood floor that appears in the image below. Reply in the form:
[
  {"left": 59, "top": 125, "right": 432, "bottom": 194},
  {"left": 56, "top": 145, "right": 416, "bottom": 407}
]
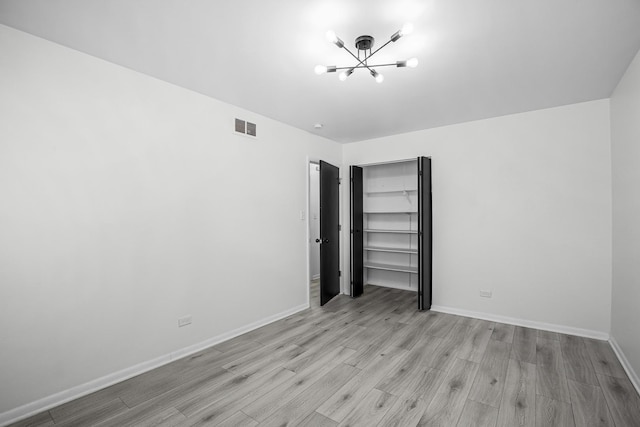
[
  {"left": 310, "top": 278, "right": 320, "bottom": 309},
  {"left": 10, "top": 285, "right": 640, "bottom": 427}
]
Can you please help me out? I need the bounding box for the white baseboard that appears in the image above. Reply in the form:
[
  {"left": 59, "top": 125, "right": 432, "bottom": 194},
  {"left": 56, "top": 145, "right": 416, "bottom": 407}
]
[
  {"left": 609, "top": 336, "right": 640, "bottom": 396},
  {"left": 0, "top": 303, "right": 309, "bottom": 427},
  {"left": 430, "top": 305, "right": 609, "bottom": 340}
]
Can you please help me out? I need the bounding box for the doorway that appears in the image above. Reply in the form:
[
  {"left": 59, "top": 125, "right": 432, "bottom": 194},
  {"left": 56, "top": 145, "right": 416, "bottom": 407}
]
[{"left": 309, "top": 162, "right": 321, "bottom": 308}]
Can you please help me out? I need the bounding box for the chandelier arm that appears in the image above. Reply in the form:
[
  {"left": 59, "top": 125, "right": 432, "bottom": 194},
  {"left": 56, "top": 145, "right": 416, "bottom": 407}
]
[
  {"left": 338, "top": 34, "right": 394, "bottom": 69},
  {"left": 332, "top": 63, "right": 400, "bottom": 72},
  {"left": 355, "top": 63, "right": 399, "bottom": 68},
  {"left": 339, "top": 46, "right": 379, "bottom": 74},
  {"left": 362, "top": 39, "right": 394, "bottom": 63},
  {"left": 341, "top": 45, "right": 366, "bottom": 67}
]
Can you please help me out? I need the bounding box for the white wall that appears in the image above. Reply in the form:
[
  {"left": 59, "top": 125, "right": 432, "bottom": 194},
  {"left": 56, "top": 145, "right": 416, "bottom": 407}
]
[
  {"left": 611, "top": 47, "right": 640, "bottom": 388},
  {"left": 343, "top": 100, "right": 612, "bottom": 336},
  {"left": 0, "top": 25, "right": 342, "bottom": 418},
  {"left": 309, "top": 164, "right": 320, "bottom": 280}
]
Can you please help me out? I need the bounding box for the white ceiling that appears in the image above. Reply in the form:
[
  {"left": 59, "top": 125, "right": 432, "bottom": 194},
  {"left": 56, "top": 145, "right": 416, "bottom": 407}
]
[{"left": 1, "top": 0, "right": 640, "bottom": 143}]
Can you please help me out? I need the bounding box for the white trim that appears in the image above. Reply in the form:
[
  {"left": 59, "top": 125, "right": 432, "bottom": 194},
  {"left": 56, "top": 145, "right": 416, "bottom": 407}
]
[
  {"left": 609, "top": 335, "right": 640, "bottom": 396},
  {"left": 430, "top": 305, "right": 609, "bottom": 340},
  {"left": 306, "top": 157, "right": 312, "bottom": 305},
  {"left": 0, "top": 303, "right": 309, "bottom": 427}
]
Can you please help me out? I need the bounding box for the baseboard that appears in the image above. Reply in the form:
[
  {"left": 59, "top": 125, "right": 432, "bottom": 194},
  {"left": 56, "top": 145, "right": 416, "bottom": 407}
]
[
  {"left": 0, "top": 303, "right": 309, "bottom": 427},
  {"left": 609, "top": 336, "right": 640, "bottom": 396},
  {"left": 430, "top": 305, "right": 609, "bottom": 340}
]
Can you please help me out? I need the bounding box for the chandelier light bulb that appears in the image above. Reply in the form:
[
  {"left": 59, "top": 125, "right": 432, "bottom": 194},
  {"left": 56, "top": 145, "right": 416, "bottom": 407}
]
[
  {"left": 339, "top": 68, "right": 354, "bottom": 81},
  {"left": 400, "top": 23, "right": 414, "bottom": 37},
  {"left": 314, "top": 65, "right": 328, "bottom": 75},
  {"left": 406, "top": 57, "right": 419, "bottom": 68},
  {"left": 370, "top": 69, "right": 384, "bottom": 83},
  {"left": 326, "top": 30, "right": 344, "bottom": 48}
]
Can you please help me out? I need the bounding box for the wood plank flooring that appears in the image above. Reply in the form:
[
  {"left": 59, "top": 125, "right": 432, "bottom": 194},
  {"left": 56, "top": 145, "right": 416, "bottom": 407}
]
[{"left": 9, "top": 284, "right": 640, "bottom": 427}]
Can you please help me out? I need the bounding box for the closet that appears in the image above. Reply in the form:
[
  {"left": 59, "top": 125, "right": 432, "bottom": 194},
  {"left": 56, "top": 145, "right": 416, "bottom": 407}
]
[{"left": 350, "top": 157, "right": 432, "bottom": 310}]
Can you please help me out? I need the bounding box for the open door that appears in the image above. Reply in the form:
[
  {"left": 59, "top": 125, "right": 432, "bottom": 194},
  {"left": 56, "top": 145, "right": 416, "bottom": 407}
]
[
  {"left": 319, "top": 160, "right": 340, "bottom": 306},
  {"left": 350, "top": 166, "right": 364, "bottom": 297},
  {"left": 418, "top": 157, "right": 432, "bottom": 310}
]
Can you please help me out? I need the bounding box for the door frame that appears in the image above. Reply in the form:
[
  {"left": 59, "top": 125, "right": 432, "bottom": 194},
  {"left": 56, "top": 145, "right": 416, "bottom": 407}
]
[
  {"left": 347, "top": 157, "right": 431, "bottom": 309},
  {"left": 308, "top": 161, "right": 321, "bottom": 287}
]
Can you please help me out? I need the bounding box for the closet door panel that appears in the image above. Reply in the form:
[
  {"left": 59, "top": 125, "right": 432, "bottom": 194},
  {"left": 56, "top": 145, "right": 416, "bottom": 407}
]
[
  {"left": 350, "top": 166, "right": 364, "bottom": 298},
  {"left": 418, "top": 157, "right": 433, "bottom": 310}
]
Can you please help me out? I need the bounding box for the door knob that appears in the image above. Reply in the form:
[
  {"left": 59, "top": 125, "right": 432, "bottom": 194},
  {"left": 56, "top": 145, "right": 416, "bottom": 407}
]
[
  {"left": 316, "top": 238, "right": 329, "bottom": 243},
  {"left": 315, "top": 238, "right": 321, "bottom": 243}
]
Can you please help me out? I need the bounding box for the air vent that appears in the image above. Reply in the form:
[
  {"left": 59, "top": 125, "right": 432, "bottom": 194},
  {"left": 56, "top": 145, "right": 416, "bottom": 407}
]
[
  {"left": 234, "top": 118, "right": 257, "bottom": 137},
  {"left": 235, "top": 118, "right": 245, "bottom": 134},
  {"left": 246, "top": 121, "right": 256, "bottom": 136}
]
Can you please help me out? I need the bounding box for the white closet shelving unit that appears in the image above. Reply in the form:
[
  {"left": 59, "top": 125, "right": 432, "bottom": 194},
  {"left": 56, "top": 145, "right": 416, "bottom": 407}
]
[{"left": 362, "top": 160, "right": 419, "bottom": 292}]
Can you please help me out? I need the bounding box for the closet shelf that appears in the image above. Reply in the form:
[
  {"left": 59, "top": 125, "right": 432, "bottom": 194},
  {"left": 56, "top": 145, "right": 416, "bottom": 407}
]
[
  {"left": 364, "top": 211, "right": 417, "bottom": 214},
  {"left": 364, "top": 229, "right": 418, "bottom": 234},
  {"left": 365, "top": 246, "right": 418, "bottom": 254},
  {"left": 365, "top": 189, "right": 418, "bottom": 195},
  {"left": 364, "top": 262, "right": 418, "bottom": 274}
]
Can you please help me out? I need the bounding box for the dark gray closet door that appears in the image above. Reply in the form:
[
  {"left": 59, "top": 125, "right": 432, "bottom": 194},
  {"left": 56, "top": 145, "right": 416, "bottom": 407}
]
[
  {"left": 350, "top": 166, "right": 364, "bottom": 297},
  {"left": 319, "top": 160, "right": 340, "bottom": 306},
  {"left": 418, "top": 157, "right": 432, "bottom": 310}
]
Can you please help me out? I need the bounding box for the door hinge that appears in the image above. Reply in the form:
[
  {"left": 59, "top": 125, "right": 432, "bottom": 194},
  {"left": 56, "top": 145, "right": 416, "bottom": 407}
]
[
  {"left": 339, "top": 224, "right": 342, "bottom": 231},
  {"left": 339, "top": 270, "right": 342, "bottom": 277},
  {"left": 338, "top": 178, "right": 342, "bottom": 185},
  {"left": 419, "top": 171, "right": 423, "bottom": 176}
]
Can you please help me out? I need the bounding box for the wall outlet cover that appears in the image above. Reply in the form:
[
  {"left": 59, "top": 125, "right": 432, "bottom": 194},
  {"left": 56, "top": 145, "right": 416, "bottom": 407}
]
[{"left": 178, "top": 315, "right": 192, "bottom": 327}]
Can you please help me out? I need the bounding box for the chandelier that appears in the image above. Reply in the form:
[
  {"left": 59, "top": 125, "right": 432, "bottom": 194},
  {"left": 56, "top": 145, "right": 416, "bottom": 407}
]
[{"left": 315, "top": 23, "right": 418, "bottom": 83}]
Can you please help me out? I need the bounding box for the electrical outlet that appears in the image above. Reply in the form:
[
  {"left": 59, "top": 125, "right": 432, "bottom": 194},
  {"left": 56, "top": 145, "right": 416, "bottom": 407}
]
[
  {"left": 479, "top": 290, "right": 492, "bottom": 298},
  {"left": 178, "top": 315, "right": 192, "bottom": 327}
]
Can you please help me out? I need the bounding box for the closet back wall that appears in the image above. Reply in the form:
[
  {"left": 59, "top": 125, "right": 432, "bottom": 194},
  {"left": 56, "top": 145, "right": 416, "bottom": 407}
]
[
  {"left": 342, "top": 100, "right": 612, "bottom": 336},
  {"left": 0, "top": 25, "right": 341, "bottom": 416}
]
